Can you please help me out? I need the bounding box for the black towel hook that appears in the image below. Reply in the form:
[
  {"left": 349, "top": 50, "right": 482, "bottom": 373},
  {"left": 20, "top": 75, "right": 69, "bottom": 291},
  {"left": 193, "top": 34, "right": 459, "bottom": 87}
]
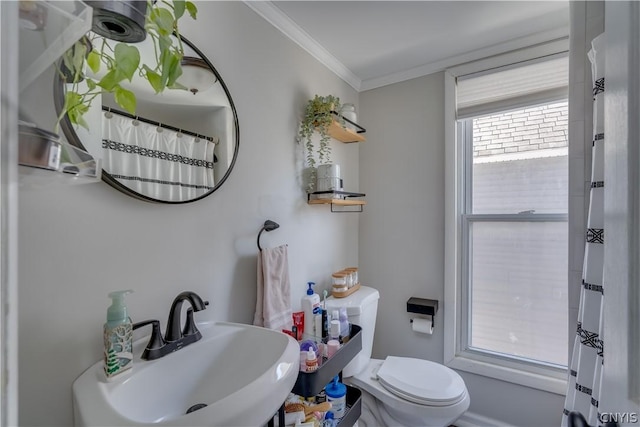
[{"left": 257, "top": 220, "right": 280, "bottom": 251}]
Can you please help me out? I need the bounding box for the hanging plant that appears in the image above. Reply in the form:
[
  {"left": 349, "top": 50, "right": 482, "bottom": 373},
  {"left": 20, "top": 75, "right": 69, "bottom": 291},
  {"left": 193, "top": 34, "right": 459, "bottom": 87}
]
[
  {"left": 57, "top": 0, "right": 198, "bottom": 130},
  {"left": 298, "top": 94, "right": 343, "bottom": 192}
]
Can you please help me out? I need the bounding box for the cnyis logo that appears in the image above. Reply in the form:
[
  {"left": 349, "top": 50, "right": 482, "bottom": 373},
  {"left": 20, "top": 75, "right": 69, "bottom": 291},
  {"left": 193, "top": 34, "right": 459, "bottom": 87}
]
[{"left": 600, "top": 413, "right": 639, "bottom": 424}]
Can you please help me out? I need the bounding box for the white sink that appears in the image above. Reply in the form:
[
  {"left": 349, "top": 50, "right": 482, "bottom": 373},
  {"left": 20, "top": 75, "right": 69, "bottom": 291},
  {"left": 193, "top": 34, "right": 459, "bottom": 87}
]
[{"left": 73, "top": 321, "right": 300, "bottom": 426}]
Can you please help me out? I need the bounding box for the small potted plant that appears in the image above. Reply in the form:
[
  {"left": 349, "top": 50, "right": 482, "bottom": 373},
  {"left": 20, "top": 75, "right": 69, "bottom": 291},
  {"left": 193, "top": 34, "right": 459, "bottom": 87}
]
[
  {"left": 57, "top": 0, "right": 198, "bottom": 130},
  {"left": 299, "top": 94, "right": 343, "bottom": 192}
]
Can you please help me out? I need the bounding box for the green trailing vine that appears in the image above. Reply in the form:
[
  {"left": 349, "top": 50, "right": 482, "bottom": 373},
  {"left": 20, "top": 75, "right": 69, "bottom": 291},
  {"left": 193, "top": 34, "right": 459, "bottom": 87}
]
[
  {"left": 298, "top": 94, "right": 343, "bottom": 192},
  {"left": 57, "top": 0, "right": 198, "bottom": 130}
]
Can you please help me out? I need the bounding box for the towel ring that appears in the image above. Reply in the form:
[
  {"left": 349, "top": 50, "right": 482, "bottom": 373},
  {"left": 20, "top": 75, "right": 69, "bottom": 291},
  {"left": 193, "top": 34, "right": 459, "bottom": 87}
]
[{"left": 257, "top": 220, "right": 280, "bottom": 251}]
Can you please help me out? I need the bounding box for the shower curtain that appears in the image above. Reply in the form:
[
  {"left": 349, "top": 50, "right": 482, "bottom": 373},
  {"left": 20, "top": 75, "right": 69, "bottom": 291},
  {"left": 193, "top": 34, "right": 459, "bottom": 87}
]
[
  {"left": 102, "top": 113, "right": 216, "bottom": 202},
  {"left": 562, "top": 33, "right": 605, "bottom": 426}
]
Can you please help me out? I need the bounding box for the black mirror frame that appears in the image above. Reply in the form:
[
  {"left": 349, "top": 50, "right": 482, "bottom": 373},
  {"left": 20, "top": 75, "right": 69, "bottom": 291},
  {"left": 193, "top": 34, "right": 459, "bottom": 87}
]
[{"left": 53, "top": 34, "right": 240, "bottom": 204}]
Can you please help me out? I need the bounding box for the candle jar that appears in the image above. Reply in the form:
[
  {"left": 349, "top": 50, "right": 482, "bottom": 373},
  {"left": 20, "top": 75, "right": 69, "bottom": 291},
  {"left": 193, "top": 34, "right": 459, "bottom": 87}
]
[
  {"left": 342, "top": 270, "right": 353, "bottom": 288},
  {"left": 345, "top": 267, "right": 359, "bottom": 286},
  {"left": 340, "top": 104, "right": 357, "bottom": 132},
  {"left": 332, "top": 272, "right": 347, "bottom": 287}
]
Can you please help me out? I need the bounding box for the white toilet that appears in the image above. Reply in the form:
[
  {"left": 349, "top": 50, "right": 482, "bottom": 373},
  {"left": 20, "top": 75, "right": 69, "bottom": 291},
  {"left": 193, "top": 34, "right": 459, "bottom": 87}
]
[{"left": 326, "top": 286, "right": 470, "bottom": 427}]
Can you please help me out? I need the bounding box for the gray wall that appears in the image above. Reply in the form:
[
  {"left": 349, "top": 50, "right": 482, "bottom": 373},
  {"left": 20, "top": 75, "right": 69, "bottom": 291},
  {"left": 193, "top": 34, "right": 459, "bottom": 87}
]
[
  {"left": 359, "top": 73, "right": 565, "bottom": 425},
  {"left": 17, "top": 2, "right": 359, "bottom": 425},
  {"left": 359, "top": 73, "right": 446, "bottom": 365}
]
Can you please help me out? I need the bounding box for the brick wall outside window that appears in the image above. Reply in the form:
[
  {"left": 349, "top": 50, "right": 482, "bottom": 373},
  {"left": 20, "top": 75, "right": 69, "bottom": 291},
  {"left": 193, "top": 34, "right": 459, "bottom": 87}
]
[{"left": 473, "top": 101, "right": 568, "bottom": 157}]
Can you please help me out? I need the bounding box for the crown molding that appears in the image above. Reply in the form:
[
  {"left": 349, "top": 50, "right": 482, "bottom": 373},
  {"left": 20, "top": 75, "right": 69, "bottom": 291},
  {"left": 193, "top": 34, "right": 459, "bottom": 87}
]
[
  {"left": 244, "top": 1, "right": 362, "bottom": 91},
  {"left": 360, "top": 26, "right": 570, "bottom": 91},
  {"left": 245, "top": 1, "right": 569, "bottom": 93}
]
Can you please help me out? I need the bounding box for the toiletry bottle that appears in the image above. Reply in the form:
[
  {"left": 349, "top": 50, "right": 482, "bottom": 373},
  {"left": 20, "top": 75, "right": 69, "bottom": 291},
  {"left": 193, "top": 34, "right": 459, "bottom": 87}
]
[
  {"left": 301, "top": 282, "right": 320, "bottom": 337},
  {"left": 305, "top": 348, "right": 318, "bottom": 372},
  {"left": 325, "top": 376, "right": 347, "bottom": 418},
  {"left": 314, "top": 314, "right": 323, "bottom": 342},
  {"left": 327, "top": 319, "right": 341, "bottom": 358},
  {"left": 321, "top": 308, "right": 328, "bottom": 339},
  {"left": 323, "top": 411, "right": 336, "bottom": 427},
  {"left": 104, "top": 290, "right": 134, "bottom": 380},
  {"left": 339, "top": 307, "right": 350, "bottom": 338}
]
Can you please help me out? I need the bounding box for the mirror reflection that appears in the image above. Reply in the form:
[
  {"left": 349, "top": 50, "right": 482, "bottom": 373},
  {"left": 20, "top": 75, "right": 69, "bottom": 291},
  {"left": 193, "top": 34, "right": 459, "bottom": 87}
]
[{"left": 55, "top": 33, "right": 239, "bottom": 203}]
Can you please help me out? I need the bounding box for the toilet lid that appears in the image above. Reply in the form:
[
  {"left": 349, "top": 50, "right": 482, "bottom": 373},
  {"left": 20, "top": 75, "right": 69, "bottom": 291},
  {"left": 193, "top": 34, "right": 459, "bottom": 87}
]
[{"left": 376, "top": 356, "right": 466, "bottom": 406}]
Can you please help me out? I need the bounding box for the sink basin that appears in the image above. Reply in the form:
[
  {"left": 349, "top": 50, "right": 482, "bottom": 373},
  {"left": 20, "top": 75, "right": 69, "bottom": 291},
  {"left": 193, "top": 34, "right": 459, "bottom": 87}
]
[{"left": 73, "top": 321, "right": 300, "bottom": 426}]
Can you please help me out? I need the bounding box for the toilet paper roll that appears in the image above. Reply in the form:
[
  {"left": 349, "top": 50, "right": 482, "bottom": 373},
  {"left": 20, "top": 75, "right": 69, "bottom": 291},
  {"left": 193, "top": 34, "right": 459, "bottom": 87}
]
[{"left": 411, "top": 318, "right": 433, "bottom": 335}]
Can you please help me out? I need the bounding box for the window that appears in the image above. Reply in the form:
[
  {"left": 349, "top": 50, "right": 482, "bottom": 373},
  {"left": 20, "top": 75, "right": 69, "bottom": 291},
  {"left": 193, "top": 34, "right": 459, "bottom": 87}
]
[{"left": 444, "top": 49, "right": 569, "bottom": 394}]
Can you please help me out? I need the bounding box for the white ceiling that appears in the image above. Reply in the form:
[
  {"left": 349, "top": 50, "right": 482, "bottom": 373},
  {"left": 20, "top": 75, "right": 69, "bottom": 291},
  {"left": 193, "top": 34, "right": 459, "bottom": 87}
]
[{"left": 246, "top": 1, "right": 570, "bottom": 91}]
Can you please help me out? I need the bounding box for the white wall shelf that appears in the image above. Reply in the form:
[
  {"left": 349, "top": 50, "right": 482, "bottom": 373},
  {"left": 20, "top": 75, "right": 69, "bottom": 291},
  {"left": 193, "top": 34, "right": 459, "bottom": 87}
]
[
  {"left": 19, "top": 1, "right": 92, "bottom": 92},
  {"left": 18, "top": 1, "right": 100, "bottom": 185}
]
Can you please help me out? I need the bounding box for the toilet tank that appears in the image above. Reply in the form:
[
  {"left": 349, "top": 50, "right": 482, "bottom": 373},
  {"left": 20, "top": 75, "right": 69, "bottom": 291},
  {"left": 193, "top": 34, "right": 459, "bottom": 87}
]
[{"left": 325, "top": 286, "right": 379, "bottom": 377}]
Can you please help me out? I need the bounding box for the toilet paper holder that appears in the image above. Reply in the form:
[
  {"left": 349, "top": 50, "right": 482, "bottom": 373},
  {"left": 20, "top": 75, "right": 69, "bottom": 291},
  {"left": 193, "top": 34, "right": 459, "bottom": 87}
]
[{"left": 407, "top": 297, "right": 438, "bottom": 326}]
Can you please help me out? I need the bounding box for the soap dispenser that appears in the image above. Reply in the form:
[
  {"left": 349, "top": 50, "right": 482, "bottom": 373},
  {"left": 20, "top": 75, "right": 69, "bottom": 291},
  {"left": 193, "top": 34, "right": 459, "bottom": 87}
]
[
  {"left": 301, "top": 282, "right": 320, "bottom": 337},
  {"left": 104, "top": 290, "right": 134, "bottom": 380}
]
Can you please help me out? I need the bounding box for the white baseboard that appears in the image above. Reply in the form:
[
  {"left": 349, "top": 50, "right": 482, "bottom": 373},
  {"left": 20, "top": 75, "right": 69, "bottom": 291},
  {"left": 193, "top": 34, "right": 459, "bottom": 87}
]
[{"left": 455, "top": 411, "right": 518, "bottom": 427}]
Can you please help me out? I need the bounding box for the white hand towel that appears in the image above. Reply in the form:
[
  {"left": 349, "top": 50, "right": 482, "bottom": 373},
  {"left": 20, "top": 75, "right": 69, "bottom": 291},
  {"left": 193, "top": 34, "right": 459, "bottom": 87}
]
[{"left": 253, "top": 245, "right": 291, "bottom": 331}]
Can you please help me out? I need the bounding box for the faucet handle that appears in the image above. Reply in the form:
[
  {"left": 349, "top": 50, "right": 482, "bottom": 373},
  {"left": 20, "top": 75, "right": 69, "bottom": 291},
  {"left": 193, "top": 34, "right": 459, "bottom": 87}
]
[
  {"left": 182, "top": 308, "right": 202, "bottom": 339},
  {"left": 133, "top": 319, "right": 166, "bottom": 360}
]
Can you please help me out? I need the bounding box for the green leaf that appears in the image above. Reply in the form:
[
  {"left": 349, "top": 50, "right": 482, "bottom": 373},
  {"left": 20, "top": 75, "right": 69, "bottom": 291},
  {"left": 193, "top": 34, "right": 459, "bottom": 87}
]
[
  {"left": 113, "top": 44, "right": 140, "bottom": 81},
  {"left": 61, "top": 40, "right": 87, "bottom": 83},
  {"left": 143, "top": 65, "right": 163, "bottom": 93},
  {"left": 64, "top": 91, "right": 82, "bottom": 112},
  {"left": 185, "top": 1, "right": 197, "bottom": 19},
  {"left": 97, "top": 69, "right": 126, "bottom": 91},
  {"left": 71, "top": 42, "right": 87, "bottom": 72},
  {"left": 165, "top": 55, "right": 183, "bottom": 87},
  {"left": 157, "top": 35, "right": 173, "bottom": 57},
  {"left": 86, "top": 78, "right": 97, "bottom": 91},
  {"left": 159, "top": 49, "right": 179, "bottom": 89},
  {"left": 86, "top": 50, "right": 101, "bottom": 74},
  {"left": 65, "top": 91, "right": 89, "bottom": 129},
  {"left": 173, "top": 0, "right": 185, "bottom": 19},
  {"left": 114, "top": 86, "right": 137, "bottom": 114},
  {"left": 153, "top": 7, "right": 175, "bottom": 36}
]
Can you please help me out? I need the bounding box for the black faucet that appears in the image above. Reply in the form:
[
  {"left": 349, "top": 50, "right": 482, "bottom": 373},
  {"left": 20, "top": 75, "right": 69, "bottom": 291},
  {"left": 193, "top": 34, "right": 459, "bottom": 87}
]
[
  {"left": 165, "top": 291, "right": 208, "bottom": 342},
  {"left": 133, "top": 291, "right": 209, "bottom": 361}
]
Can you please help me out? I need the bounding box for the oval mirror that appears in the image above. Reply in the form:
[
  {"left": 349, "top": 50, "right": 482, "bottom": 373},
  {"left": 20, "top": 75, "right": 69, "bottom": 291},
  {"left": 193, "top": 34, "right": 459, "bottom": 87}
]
[{"left": 54, "top": 34, "right": 239, "bottom": 204}]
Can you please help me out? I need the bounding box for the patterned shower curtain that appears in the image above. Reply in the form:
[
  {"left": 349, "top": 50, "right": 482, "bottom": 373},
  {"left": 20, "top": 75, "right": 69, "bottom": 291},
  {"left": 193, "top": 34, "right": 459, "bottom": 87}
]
[
  {"left": 102, "top": 112, "right": 216, "bottom": 202},
  {"left": 562, "top": 33, "right": 605, "bottom": 426}
]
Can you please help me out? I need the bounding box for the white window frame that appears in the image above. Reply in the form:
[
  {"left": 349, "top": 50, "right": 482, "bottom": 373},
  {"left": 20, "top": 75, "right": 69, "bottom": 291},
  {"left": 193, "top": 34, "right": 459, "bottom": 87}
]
[{"left": 443, "top": 40, "right": 570, "bottom": 395}]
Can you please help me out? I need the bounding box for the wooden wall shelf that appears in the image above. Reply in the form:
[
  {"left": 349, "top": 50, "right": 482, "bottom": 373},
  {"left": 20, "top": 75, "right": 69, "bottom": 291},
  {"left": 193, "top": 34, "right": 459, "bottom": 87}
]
[
  {"left": 325, "top": 111, "right": 366, "bottom": 143},
  {"left": 327, "top": 120, "right": 366, "bottom": 143},
  {"left": 308, "top": 191, "right": 366, "bottom": 212},
  {"left": 308, "top": 198, "right": 366, "bottom": 206}
]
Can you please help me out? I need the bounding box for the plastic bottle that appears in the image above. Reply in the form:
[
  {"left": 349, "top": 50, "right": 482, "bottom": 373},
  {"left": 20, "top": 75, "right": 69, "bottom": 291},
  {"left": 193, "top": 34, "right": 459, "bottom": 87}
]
[
  {"left": 339, "top": 307, "right": 350, "bottom": 338},
  {"left": 301, "top": 282, "right": 321, "bottom": 337},
  {"left": 103, "top": 290, "right": 134, "bottom": 380},
  {"left": 327, "top": 319, "right": 341, "bottom": 358},
  {"left": 305, "top": 348, "right": 318, "bottom": 372},
  {"left": 323, "top": 411, "right": 336, "bottom": 427},
  {"left": 325, "top": 376, "right": 347, "bottom": 418}
]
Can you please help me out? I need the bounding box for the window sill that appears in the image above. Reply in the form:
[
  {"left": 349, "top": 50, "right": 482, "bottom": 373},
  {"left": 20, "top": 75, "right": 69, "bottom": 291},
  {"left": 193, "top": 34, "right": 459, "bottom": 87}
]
[{"left": 446, "top": 352, "right": 567, "bottom": 395}]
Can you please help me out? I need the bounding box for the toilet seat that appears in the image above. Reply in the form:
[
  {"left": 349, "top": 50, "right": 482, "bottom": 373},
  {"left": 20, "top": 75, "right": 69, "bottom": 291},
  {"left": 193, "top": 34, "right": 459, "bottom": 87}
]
[{"left": 376, "top": 356, "right": 466, "bottom": 407}]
